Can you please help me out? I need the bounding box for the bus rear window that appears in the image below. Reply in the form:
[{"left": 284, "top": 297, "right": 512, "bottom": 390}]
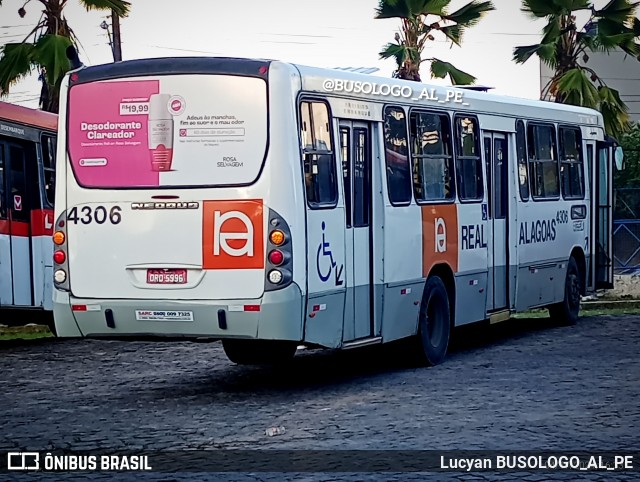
[{"left": 67, "top": 75, "right": 267, "bottom": 188}]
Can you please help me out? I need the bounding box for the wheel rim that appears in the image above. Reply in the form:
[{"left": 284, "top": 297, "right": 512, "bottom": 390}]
[{"left": 426, "top": 295, "right": 444, "bottom": 348}]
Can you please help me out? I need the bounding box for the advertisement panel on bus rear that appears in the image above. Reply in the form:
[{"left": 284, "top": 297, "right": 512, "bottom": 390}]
[{"left": 67, "top": 75, "right": 267, "bottom": 188}]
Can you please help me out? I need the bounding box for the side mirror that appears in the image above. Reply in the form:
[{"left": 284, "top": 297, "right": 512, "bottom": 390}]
[{"left": 615, "top": 146, "right": 624, "bottom": 171}]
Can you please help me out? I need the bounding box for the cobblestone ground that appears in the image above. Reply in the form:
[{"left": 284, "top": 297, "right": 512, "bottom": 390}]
[{"left": 0, "top": 314, "right": 638, "bottom": 481}]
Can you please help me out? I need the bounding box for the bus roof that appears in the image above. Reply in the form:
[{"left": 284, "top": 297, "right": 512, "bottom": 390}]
[
  {"left": 292, "top": 63, "right": 605, "bottom": 127},
  {"left": 0, "top": 100, "right": 58, "bottom": 132},
  {"left": 60, "top": 56, "right": 605, "bottom": 129}
]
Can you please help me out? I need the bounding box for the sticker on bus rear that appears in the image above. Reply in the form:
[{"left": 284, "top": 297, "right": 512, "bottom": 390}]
[
  {"left": 202, "top": 199, "right": 264, "bottom": 270},
  {"left": 135, "top": 310, "right": 193, "bottom": 321},
  {"left": 67, "top": 75, "right": 267, "bottom": 189}
]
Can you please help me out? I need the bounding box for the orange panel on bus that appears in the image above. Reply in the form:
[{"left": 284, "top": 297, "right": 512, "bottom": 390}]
[{"left": 421, "top": 204, "right": 458, "bottom": 276}]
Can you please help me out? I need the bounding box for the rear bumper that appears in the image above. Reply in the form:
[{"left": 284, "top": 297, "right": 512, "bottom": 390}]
[{"left": 52, "top": 283, "right": 304, "bottom": 341}]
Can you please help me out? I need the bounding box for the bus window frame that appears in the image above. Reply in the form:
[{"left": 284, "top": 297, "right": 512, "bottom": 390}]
[
  {"left": 0, "top": 141, "right": 5, "bottom": 219},
  {"left": 298, "top": 96, "right": 339, "bottom": 210},
  {"left": 558, "top": 124, "right": 586, "bottom": 201},
  {"left": 527, "top": 121, "right": 561, "bottom": 202},
  {"left": 339, "top": 126, "right": 352, "bottom": 227},
  {"left": 408, "top": 107, "right": 456, "bottom": 206},
  {"left": 65, "top": 75, "right": 270, "bottom": 191},
  {"left": 453, "top": 112, "right": 484, "bottom": 204},
  {"left": 382, "top": 104, "right": 412, "bottom": 207},
  {"left": 516, "top": 119, "right": 530, "bottom": 202},
  {"left": 40, "top": 133, "right": 56, "bottom": 208},
  {"left": 7, "top": 141, "right": 31, "bottom": 223}
]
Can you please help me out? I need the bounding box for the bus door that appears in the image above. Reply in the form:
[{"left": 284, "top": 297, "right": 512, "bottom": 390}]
[
  {"left": 594, "top": 140, "right": 614, "bottom": 288},
  {"left": 339, "top": 120, "right": 374, "bottom": 341},
  {"left": 302, "top": 99, "right": 347, "bottom": 349},
  {"left": 0, "top": 141, "right": 33, "bottom": 306},
  {"left": 483, "top": 132, "right": 509, "bottom": 311},
  {"left": 585, "top": 139, "right": 596, "bottom": 291}
]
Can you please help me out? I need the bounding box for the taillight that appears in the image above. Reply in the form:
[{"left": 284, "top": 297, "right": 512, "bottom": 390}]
[
  {"left": 53, "top": 231, "right": 65, "bottom": 245},
  {"left": 268, "top": 249, "right": 284, "bottom": 266},
  {"left": 54, "top": 270, "right": 67, "bottom": 283},
  {"left": 269, "top": 229, "right": 285, "bottom": 246},
  {"left": 53, "top": 250, "right": 66, "bottom": 264},
  {"left": 268, "top": 270, "right": 283, "bottom": 284},
  {"left": 53, "top": 211, "right": 70, "bottom": 292},
  {"left": 265, "top": 209, "right": 292, "bottom": 291}
]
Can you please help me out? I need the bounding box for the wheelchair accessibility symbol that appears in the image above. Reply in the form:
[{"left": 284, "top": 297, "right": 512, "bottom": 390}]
[{"left": 316, "top": 221, "right": 344, "bottom": 286}]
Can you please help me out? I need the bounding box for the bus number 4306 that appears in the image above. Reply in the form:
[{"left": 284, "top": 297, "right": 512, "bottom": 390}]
[{"left": 67, "top": 206, "right": 122, "bottom": 225}]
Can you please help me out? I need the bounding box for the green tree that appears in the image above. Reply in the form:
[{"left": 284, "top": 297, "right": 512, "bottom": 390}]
[
  {"left": 0, "top": 0, "right": 131, "bottom": 113},
  {"left": 513, "top": 0, "right": 640, "bottom": 140},
  {"left": 614, "top": 123, "right": 640, "bottom": 218},
  {"left": 375, "top": 0, "right": 495, "bottom": 84}
]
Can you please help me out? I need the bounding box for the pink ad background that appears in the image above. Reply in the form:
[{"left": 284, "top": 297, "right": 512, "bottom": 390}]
[{"left": 68, "top": 80, "right": 160, "bottom": 187}]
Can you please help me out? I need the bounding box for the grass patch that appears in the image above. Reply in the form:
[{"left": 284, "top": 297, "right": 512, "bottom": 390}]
[
  {"left": 0, "top": 325, "right": 53, "bottom": 341},
  {"left": 513, "top": 306, "right": 640, "bottom": 319},
  {"left": 582, "top": 307, "right": 640, "bottom": 316}
]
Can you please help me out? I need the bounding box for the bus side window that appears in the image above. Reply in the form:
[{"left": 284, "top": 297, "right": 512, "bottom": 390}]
[
  {"left": 383, "top": 106, "right": 412, "bottom": 205},
  {"left": 409, "top": 111, "right": 454, "bottom": 202},
  {"left": 559, "top": 127, "right": 584, "bottom": 200},
  {"left": 300, "top": 101, "right": 337, "bottom": 208},
  {"left": 528, "top": 123, "right": 559, "bottom": 199},
  {"left": 339, "top": 127, "right": 352, "bottom": 227},
  {"left": 9, "top": 144, "right": 29, "bottom": 222},
  {"left": 41, "top": 134, "right": 56, "bottom": 206},
  {"left": 454, "top": 115, "right": 483, "bottom": 201},
  {"left": 516, "top": 120, "right": 529, "bottom": 201},
  {"left": 0, "top": 143, "right": 4, "bottom": 217}
]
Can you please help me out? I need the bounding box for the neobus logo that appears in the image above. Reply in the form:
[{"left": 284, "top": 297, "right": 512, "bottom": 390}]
[
  {"left": 202, "top": 200, "right": 264, "bottom": 269},
  {"left": 131, "top": 202, "right": 199, "bottom": 210}
]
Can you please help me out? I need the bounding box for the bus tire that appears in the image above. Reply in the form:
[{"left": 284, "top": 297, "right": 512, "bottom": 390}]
[
  {"left": 549, "top": 256, "right": 581, "bottom": 326},
  {"left": 222, "top": 339, "right": 297, "bottom": 365},
  {"left": 411, "top": 275, "right": 451, "bottom": 366}
]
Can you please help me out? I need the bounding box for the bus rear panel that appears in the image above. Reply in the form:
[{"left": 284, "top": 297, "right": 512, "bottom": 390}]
[{"left": 53, "top": 58, "right": 306, "bottom": 340}]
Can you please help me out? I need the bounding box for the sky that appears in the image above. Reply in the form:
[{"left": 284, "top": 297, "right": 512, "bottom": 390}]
[{"left": 0, "top": 0, "right": 556, "bottom": 107}]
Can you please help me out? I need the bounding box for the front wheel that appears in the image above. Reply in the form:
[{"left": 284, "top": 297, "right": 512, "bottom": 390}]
[
  {"left": 409, "top": 276, "right": 451, "bottom": 366},
  {"left": 222, "top": 339, "right": 297, "bottom": 365},
  {"left": 549, "top": 256, "right": 581, "bottom": 326}
]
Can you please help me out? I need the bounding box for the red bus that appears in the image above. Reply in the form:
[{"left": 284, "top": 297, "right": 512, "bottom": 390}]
[{"left": 0, "top": 101, "right": 58, "bottom": 323}]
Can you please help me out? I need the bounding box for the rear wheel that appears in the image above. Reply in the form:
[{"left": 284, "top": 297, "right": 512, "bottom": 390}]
[
  {"left": 222, "top": 339, "right": 297, "bottom": 365},
  {"left": 409, "top": 276, "right": 451, "bottom": 366},
  {"left": 549, "top": 256, "right": 581, "bottom": 326}
]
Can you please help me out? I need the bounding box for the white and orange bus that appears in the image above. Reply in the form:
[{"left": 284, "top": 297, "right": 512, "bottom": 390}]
[
  {"left": 51, "top": 57, "right": 617, "bottom": 365},
  {"left": 1, "top": 101, "right": 57, "bottom": 319}
]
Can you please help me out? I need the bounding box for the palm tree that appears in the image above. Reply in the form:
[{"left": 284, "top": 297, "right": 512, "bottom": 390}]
[
  {"left": 0, "top": 0, "right": 131, "bottom": 113},
  {"left": 375, "top": 0, "right": 495, "bottom": 84},
  {"left": 513, "top": 0, "right": 640, "bottom": 139}
]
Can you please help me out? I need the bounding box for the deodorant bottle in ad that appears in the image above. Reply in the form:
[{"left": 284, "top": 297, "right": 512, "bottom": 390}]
[{"left": 148, "top": 93, "right": 174, "bottom": 171}]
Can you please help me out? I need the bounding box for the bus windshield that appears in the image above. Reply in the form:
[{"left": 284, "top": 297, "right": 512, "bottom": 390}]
[{"left": 66, "top": 74, "right": 267, "bottom": 189}]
